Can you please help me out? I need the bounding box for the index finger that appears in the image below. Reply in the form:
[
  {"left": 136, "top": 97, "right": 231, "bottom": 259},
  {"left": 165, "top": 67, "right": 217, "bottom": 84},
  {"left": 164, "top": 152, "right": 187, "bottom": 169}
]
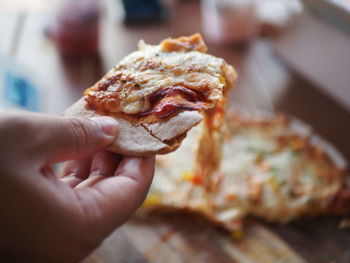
[{"left": 76, "top": 156, "right": 155, "bottom": 238}]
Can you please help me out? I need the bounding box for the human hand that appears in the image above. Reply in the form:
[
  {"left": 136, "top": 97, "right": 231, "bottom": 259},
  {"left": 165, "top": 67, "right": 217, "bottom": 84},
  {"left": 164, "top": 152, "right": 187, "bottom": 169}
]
[{"left": 0, "top": 112, "right": 155, "bottom": 263}]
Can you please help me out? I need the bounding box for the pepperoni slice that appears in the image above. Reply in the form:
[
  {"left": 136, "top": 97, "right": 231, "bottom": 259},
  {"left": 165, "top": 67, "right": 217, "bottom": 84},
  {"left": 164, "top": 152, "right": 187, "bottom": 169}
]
[
  {"left": 149, "top": 86, "right": 204, "bottom": 104},
  {"left": 134, "top": 86, "right": 208, "bottom": 119}
]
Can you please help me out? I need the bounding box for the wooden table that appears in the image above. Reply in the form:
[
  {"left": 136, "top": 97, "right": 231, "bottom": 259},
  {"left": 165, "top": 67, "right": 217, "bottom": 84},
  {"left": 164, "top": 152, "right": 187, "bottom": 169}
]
[{"left": 1, "top": 0, "right": 349, "bottom": 262}]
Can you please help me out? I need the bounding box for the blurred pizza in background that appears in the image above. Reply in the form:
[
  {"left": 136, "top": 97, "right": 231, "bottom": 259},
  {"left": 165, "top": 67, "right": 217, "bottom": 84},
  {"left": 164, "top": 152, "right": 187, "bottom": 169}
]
[{"left": 140, "top": 110, "right": 350, "bottom": 231}]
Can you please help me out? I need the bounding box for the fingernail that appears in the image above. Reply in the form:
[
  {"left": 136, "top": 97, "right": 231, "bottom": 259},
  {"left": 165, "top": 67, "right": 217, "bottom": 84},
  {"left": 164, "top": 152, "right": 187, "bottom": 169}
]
[{"left": 90, "top": 117, "right": 119, "bottom": 136}]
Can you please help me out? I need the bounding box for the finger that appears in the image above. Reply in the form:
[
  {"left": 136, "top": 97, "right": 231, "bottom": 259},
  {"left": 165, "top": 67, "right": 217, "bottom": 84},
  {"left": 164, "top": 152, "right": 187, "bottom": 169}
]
[
  {"left": 75, "top": 151, "right": 122, "bottom": 189},
  {"left": 76, "top": 156, "right": 155, "bottom": 238},
  {"left": 40, "top": 116, "right": 119, "bottom": 163},
  {"left": 0, "top": 112, "right": 119, "bottom": 164},
  {"left": 41, "top": 165, "right": 55, "bottom": 178},
  {"left": 60, "top": 158, "right": 93, "bottom": 187},
  {"left": 60, "top": 177, "right": 83, "bottom": 188}
]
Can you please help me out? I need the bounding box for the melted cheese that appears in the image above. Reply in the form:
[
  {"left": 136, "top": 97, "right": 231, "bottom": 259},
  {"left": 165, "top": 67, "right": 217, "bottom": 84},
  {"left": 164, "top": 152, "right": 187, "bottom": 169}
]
[
  {"left": 145, "top": 113, "right": 348, "bottom": 230},
  {"left": 85, "top": 34, "right": 232, "bottom": 115}
]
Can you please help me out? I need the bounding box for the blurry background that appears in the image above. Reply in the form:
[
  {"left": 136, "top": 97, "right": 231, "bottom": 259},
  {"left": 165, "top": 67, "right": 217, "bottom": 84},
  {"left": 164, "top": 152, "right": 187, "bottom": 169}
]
[
  {"left": 0, "top": 0, "right": 303, "bottom": 114},
  {"left": 0, "top": 0, "right": 350, "bottom": 262},
  {"left": 0, "top": 0, "right": 349, "bottom": 154}
]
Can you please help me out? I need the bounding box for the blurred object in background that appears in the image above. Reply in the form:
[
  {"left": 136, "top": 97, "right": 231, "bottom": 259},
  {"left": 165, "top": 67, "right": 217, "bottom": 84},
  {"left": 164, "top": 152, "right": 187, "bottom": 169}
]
[
  {"left": 201, "top": 0, "right": 260, "bottom": 45},
  {"left": 257, "top": 0, "right": 302, "bottom": 36},
  {"left": 320, "top": 0, "right": 350, "bottom": 13},
  {"left": 0, "top": 11, "right": 42, "bottom": 112},
  {"left": 275, "top": 0, "right": 350, "bottom": 111},
  {"left": 121, "top": 0, "right": 168, "bottom": 23},
  {"left": 46, "top": 0, "right": 101, "bottom": 58},
  {"left": 0, "top": 56, "right": 41, "bottom": 112},
  {"left": 0, "top": 0, "right": 49, "bottom": 11},
  {"left": 303, "top": 0, "right": 350, "bottom": 33},
  {"left": 201, "top": 0, "right": 303, "bottom": 45}
]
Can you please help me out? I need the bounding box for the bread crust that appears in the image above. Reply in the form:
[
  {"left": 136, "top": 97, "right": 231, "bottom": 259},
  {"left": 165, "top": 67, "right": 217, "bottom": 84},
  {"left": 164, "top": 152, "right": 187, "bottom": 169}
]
[{"left": 63, "top": 97, "right": 203, "bottom": 156}]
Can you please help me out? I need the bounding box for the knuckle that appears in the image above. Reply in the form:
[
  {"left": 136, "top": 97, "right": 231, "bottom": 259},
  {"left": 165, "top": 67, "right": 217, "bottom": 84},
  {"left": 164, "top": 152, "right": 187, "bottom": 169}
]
[
  {"left": 90, "top": 169, "right": 105, "bottom": 178},
  {"left": 69, "top": 118, "right": 94, "bottom": 155}
]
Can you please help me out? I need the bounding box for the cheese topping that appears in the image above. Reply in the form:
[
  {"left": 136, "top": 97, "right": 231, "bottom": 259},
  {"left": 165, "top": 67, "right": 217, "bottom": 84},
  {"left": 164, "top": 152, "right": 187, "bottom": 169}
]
[
  {"left": 145, "top": 113, "right": 348, "bottom": 230},
  {"left": 84, "top": 34, "right": 232, "bottom": 118}
]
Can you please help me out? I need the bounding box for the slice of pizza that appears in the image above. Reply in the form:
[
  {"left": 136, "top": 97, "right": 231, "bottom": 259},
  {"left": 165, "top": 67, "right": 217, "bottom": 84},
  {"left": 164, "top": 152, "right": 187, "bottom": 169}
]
[
  {"left": 64, "top": 34, "right": 237, "bottom": 156},
  {"left": 142, "top": 111, "right": 350, "bottom": 230}
]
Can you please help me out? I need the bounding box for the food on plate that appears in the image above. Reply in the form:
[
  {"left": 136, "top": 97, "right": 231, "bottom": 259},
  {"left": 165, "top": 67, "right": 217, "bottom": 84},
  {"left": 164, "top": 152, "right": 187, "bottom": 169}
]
[
  {"left": 142, "top": 111, "right": 350, "bottom": 230},
  {"left": 64, "top": 34, "right": 237, "bottom": 156}
]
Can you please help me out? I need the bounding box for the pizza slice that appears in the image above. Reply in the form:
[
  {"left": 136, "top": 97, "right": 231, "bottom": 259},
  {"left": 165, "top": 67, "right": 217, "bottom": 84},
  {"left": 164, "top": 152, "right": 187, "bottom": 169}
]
[
  {"left": 64, "top": 34, "right": 237, "bottom": 156},
  {"left": 142, "top": 111, "right": 350, "bottom": 230}
]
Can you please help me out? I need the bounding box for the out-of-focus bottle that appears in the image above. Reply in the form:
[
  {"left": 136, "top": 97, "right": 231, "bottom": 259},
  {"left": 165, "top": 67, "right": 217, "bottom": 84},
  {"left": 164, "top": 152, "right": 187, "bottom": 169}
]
[
  {"left": 47, "top": 0, "right": 101, "bottom": 58},
  {"left": 121, "top": 0, "right": 167, "bottom": 23},
  {"left": 0, "top": 55, "right": 42, "bottom": 112},
  {"left": 201, "top": 0, "right": 260, "bottom": 45}
]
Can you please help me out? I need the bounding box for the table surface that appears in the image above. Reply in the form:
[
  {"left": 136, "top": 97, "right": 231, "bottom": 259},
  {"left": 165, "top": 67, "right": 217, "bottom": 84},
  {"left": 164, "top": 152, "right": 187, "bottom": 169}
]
[{"left": 1, "top": 0, "right": 350, "bottom": 262}]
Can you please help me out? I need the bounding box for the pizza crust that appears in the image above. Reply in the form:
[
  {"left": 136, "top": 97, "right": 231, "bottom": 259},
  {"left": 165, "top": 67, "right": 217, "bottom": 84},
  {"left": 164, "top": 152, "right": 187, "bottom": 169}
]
[
  {"left": 63, "top": 97, "right": 203, "bottom": 156},
  {"left": 143, "top": 111, "right": 203, "bottom": 142}
]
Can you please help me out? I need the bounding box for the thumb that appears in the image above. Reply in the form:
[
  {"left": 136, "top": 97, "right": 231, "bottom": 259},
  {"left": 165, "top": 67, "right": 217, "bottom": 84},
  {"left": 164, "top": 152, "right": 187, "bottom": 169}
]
[
  {"left": 1, "top": 113, "right": 119, "bottom": 164},
  {"left": 40, "top": 116, "right": 119, "bottom": 163}
]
